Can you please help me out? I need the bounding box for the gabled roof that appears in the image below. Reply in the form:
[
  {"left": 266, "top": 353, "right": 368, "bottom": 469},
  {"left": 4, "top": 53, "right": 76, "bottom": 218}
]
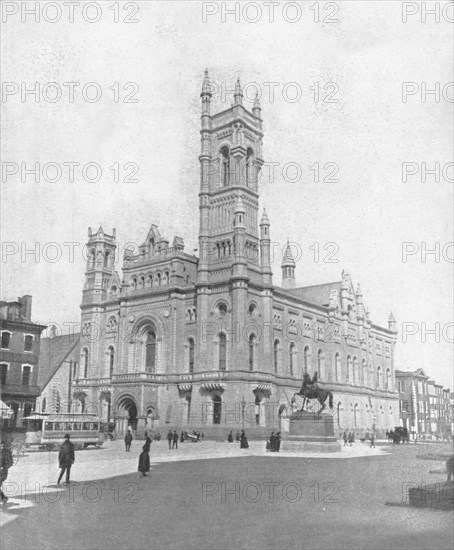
[
  {"left": 286, "top": 281, "right": 342, "bottom": 307},
  {"left": 38, "top": 333, "right": 80, "bottom": 390}
]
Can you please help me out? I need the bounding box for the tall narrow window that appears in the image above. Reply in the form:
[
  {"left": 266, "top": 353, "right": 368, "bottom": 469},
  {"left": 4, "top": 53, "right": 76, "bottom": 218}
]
[
  {"left": 219, "top": 333, "right": 226, "bottom": 371},
  {"left": 273, "top": 340, "right": 279, "bottom": 373},
  {"left": 42, "top": 398, "right": 47, "bottom": 412},
  {"left": 104, "top": 251, "right": 110, "bottom": 268},
  {"left": 303, "top": 346, "right": 310, "bottom": 373},
  {"left": 0, "top": 363, "right": 7, "bottom": 385},
  {"left": 22, "top": 366, "right": 31, "bottom": 387},
  {"left": 385, "top": 368, "right": 390, "bottom": 389},
  {"left": 362, "top": 359, "right": 367, "bottom": 386},
  {"left": 24, "top": 335, "right": 33, "bottom": 352},
  {"left": 108, "top": 346, "right": 114, "bottom": 378},
  {"left": 188, "top": 338, "right": 195, "bottom": 373},
  {"left": 317, "top": 349, "right": 324, "bottom": 379},
  {"left": 352, "top": 357, "right": 358, "bottom": 384},
  {"left": 220, "top": 147, "right": 230, "bottom": 187},
  {"left": 289, "top": 344, "right": 295, "bottom": 376},
  {"left": 145, "top": 332, "right": 156, "bottom": 373},
  {"left": 249, "top": 335, "right": 256, "bottom": 371},
  {"left": 82, "top": 348, "right": 89, "bottom": 378},
  {"left": 376, "top": 366, "right": 382, "bottom": 388},
  {"left": 246, "top": 148, "right": 254, "bottom": 187},
  {"left": 347, "top": 355, "right": 352, "bottom": 381},
  {"left": 335, "top": 353, "right": 341, "bottom": 381}
]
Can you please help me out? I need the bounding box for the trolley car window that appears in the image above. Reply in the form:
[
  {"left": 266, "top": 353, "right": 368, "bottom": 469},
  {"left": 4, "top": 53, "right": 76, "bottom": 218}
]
[
  {"left": 90, "top": 423, "right": 98, "bottom": 430},
  {"left": 83, "top": 422, "right": 90, "bottom": 430},
  {"left": 45, "top": 422, "right": 53, "bottom": 431},
  {"left": 73, "top": 423, "right": 81, "bottom": 430},
  {"left": 65, "top": 423, "right": 72, "bottom": 430},
  {"left": 54, "top": 422, "right": 61, "bottom": 430}
]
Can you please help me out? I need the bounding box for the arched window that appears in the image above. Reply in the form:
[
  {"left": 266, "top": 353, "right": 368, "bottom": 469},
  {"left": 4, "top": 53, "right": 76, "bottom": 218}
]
[
  {"left": 163, "top": 271, "right": 169, "bottom": 285},
  {"left": 145, "top": 331, "right": 156, "bottom": 373},
  {"left": 362, "top": 359, "right": 367, "bottom": 386},
  {"left": 376, "top": 366, "right": 382, "bottom": 389},
  {"left": 347, "top": 355, "right": 352, "bottom": 382},
  {"left": 246, "top": 148, "right": 254, "bottom": 187},
  {"left": 108, "top": 346, "right": 114, "bottom": 378},
  {"left": 219, "top": 333, "right": 226, "bottom": 371},
  {"left": 0, "top": 363, "right": 8, "bottom": 385},
  {"left": 156, "top": 273, "right": 161, "bottom": 286},
  {"left": 335, "top": 353, "right": 341, "bottom": 382},
  {"left": 317, "top": 349, "right": 324, "bottom": 379},
  {"left": 273, "top": 340, "right": 279, "bottom": 373},
  {"left": 149, "top": 238, "right": 154, "bottom": 256},
  {"left": 81, "top": 348, "right": 89, "bottom": 378},
  {"left": 104, "top": 251, "right": 110, "bottom": 268},
  {"left": 289, "top": 344, "right": 295, "bottom": 376},
  {"left": 353, "top": 403, "right": 359, "bottom": 428},
  {"left": 352, "top": 357, "right": 358, "bottom": 384},
  {"left": 90, "top": 249, "right": 96, "bottom": 269},
  {"left": 249, "top": 334, "right": 256, "bottom": 372},
  {"left": 147, "top": 275, "right": 153, "bottom": 288},
  {"left": 188, "top": 338, "right": 195, "bottom": 373},
  {"left": 139, "top": 276, "right": 145, "bottom": 290},
  {"left": 303, "top": 346, "right": 310, "bottom": 373},
  {"left": 385, "top": 368, "right": 391, "bottom": 390},
  {"left": 40, "top": 398, "right": 47, "bottom": 412},
  {"left": 131, "top": 277, "right": 137, "bottom": 291},
  {"left": 220, "top": 146, "right": 230, "bottom": 187},
  {"left": 369, "top": 364, "right": 373, "bottom": 387}
]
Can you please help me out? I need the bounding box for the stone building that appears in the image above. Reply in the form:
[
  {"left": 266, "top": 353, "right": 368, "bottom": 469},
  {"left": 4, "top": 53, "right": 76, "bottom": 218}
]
[
  {"left": 0, "top": 295, "right": 46, "bottom": 428},
  {"left": 73, "top": 72, "right": 399, "bottom": 438}
]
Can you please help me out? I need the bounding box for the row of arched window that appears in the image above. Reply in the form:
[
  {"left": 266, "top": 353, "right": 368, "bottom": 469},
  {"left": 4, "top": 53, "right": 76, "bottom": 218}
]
[
  {"left": 130, "top": 270, "right": 170, "bottom": 291},
  {"left": 336, "top": 403, "right": 394, "bottom": 429},
  {"left": 80, "top": 346, "right": 115, "bottom": 379},
  {"left": 334, "top": 353, "right": 392, "bottom": 389},
  {"left": 219, "top": 146, "right": 255, "bottom": 188},
  {"left": 88, "top": 249, "right": 112, "bottom": 270}
]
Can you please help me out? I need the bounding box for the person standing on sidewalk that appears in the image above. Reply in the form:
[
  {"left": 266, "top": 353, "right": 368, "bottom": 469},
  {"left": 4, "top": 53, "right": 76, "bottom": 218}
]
[
  {"left": 167, "top": 430, "right": 173, "bottom": 449},
  {"left": 172, "top": 430, "right": 178, "bottom": 449},
  {"left": 138, "top": 442, "right": 151, "bottom": 477},
  {"left": 0, "top": 437, "right": 13, "bottom": 504},
  {"left": 369, "top": 432, "right": 375, "bottom": 448},
  {"left": 124, "top": 431, "right": 133, "bottom": 452},
  {"left": 57, "top": 434, "right": 75, "bottom": 486}
]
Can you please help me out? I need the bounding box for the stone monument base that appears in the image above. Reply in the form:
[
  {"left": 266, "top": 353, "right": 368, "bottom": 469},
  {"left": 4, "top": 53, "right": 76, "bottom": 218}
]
[{"left": 281, "top": 411, "right": 342, "bottom": 453}]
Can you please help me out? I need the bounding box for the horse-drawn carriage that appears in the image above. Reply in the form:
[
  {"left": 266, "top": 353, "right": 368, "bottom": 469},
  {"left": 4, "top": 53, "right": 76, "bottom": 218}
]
[{"left": 386, "top": 426, "right": 410, "bottom": 444}]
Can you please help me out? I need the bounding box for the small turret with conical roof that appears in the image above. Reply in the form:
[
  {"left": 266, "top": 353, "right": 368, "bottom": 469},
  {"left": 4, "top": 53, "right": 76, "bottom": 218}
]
[
  {"left": 388, "top": 311, "right": 396, "bottom": 332},
  {"left": 281, "top": 240, "right": 296, "bottom": 289},
  {"left": 234, "top": 77, "right": 243, "bottom": 105}
]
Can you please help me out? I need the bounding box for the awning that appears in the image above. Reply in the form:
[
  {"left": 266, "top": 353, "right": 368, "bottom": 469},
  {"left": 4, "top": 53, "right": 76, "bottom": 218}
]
[
  {"left": 0, "top": 400, "right": 13, "bottom": 418},
  {"left": 201, "top": 383, "right": 226, "bottom": 393},
  {"left": 254, "top": 384, "right": 272, "bottom": 394}
]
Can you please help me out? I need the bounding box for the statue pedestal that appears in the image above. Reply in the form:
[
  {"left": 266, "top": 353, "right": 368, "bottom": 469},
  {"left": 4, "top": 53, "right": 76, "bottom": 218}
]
[{"left": 281, "top": 411, "right": 341, "bottom": 453}]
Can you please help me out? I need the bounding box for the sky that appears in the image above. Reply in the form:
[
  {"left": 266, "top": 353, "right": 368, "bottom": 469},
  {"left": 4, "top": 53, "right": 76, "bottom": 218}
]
[{"left": 1, "top": 1, "right": 453, "bottom": 388}]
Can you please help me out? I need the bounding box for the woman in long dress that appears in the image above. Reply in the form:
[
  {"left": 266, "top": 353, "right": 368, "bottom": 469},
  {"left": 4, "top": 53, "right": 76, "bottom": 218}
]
[
  {"left": 240, "top": 430, "right": 249, "bottom": 449},
  {"left": 138, "top": 442, "right": 151, "bottom": 476}
]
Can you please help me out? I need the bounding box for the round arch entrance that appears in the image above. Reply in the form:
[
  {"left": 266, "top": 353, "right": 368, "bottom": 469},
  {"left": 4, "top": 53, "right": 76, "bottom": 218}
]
[{"left": 116, "top": 396, "right": 138, "bottom": 435}]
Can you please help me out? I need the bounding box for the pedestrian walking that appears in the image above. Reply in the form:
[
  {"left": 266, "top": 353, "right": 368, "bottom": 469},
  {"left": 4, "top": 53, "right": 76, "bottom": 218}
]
[
  {"left": 227, "top": 431, "right": 234, "bottom": 443},
  {"left": 348, "top": 432, "right": 354, "bottom": 446},
  {"left": 269, "top": 431, "right": 275, "bottom": 452},
  {"left": 138, "top": 442, "right": 151, "bottom": 477},
  {"left": 0, "top": 437, "right": 13, "bottom": 504},
  {"left": 172, "top": 430, "right": 178, "bottom": 449},
  {"left": 343, "top": 431, "right": 348, "bottom": 446},
  {"left": 124, "top": 431, "right": 133, "bottom": 452},
  {"left": 369, "top": 433, "right": 375, "bottom": 448},
  {"left": 167, "top": 430, "right": 173, "bottom": 449},
  {"left": 180, "top": 431, "right": 185, "bottom": 443},
  {"left": 235, "top": 431, "right": 240, "bottom": 442},
  {"left": 57, "top": 434, "right": 75, "bottom": 485}
]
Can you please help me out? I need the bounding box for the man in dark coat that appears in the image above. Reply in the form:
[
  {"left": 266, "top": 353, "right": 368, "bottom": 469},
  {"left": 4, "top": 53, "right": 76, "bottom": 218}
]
[
  {"left": 167, "top": 430, "right": 173, "bottom": 449},
  {"left": 1, "top": 438, "right": 14, "bottom": 504},
  {"left": 138, "top": 442, "right": 150, "bottom": 476},
  {"left": 172, "top": 430, "right": 178, "bottom": 449},
  {"left": 274, "top": 431, "right": 281, "bottom": 452},
  {"left": 227, "top": 431, "right": 234, "bottom": 443},
  {"left": 57, "top": 434, "right": 75, "bottom": 485},
  {"left": 240, "top": 430, "right": 249, "bottom": 449},
  {"left": 124, "top": 431, "right": 133, "bottom": 452},
  {"left": 269, "top": 432, "right": 275, "bottom": 452}
]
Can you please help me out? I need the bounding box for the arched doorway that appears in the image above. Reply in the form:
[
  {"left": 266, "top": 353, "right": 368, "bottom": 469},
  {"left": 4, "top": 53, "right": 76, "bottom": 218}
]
[{"left": 116, "top": 396, "right": 138, "bottom": 434}]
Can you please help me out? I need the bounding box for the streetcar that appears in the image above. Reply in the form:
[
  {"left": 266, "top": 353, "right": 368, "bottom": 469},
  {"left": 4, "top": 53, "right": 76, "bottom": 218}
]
[{"left": 23, "top": 412, "right": 104, "bottom": 450}]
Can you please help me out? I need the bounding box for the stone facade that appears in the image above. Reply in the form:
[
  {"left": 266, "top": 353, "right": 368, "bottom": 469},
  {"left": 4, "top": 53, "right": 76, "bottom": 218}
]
[{"left": 73, "top": 72, "right": 399, "bottom": 438}]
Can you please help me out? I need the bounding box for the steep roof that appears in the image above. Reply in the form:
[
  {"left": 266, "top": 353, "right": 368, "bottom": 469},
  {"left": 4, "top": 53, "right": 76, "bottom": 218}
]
[
  {"left": 286, "top": 281, "right": 342, "bottom": 307},
  {"left": 38, "top": 333, "right": 80, "bottom": 390}
]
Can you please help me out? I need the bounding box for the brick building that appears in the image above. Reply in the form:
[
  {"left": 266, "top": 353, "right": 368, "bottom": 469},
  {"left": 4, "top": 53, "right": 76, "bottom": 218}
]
[
  {"left": 73, "top": 72, "right": 399, "bottom": 438},
  {"left": 395, "top": 368, "right": 452, "bottom": 437},
  {"left": 0, "top": 295, "right": 46, "bottom": 428}
]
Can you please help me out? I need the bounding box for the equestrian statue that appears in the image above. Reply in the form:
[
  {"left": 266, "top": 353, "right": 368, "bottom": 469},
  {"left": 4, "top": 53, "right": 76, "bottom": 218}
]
[{"left": 292, "top": 371, "right": 334, "bottom": 414}]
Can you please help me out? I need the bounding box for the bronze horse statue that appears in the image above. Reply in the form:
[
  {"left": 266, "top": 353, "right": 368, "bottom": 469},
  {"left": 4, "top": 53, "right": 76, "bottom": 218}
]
[{"left": 292, "top": 372, "right": 334, "bottom": 414}]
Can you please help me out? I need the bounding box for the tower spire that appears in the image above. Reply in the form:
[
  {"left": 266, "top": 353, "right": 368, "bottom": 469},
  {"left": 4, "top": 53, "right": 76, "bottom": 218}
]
[
  {"left": 234, "top": 77, "right": 243, "bottom": 105},
  {"left": 281, "top": 240, "right": 296, "bottom": 289},
  {"left": 253, "top": 92, "right": 261, "bottom": 117}
]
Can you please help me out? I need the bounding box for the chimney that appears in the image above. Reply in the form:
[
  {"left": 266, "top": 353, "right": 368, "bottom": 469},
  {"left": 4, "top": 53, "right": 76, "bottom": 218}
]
[{"left": 20, "top": 295, "right": 33, "bottom": 321}]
